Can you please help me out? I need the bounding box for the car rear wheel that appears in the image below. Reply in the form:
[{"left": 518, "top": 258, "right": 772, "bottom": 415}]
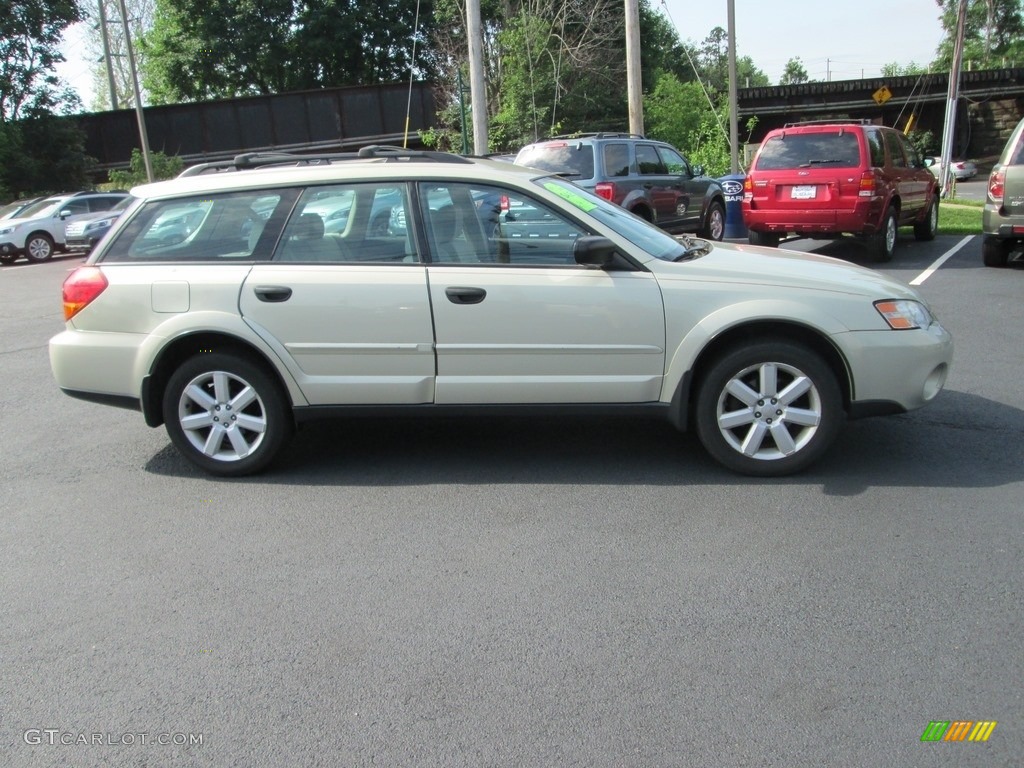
[
  {"left": 869, "top": 205, "right": 897, "bottom": 262},
  {"left": 914, "top": 196, "right": 938, "bottom": 241},
  {"left": 982, "top": 237, "right": 1011, "bottom": 267},
  {"left": 162, "top": 353, "right": 293, "bottom": 476},
  {"left": 748, "top": 230, "right": 780, "bottom": 248},
  {"left": 700, "top": 201, "right": 726, "bottom": 241},
  {"left": 694, "top": 341, "right": 844, "bottom": 476},
  {"left": 24, "top": 232, "right": 55, "bottom": 262}
]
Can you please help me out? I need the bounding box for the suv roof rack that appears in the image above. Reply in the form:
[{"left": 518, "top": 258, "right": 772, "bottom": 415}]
[
  {"left": 782, "top": 119, "right": 875, "bottom": 128},
  {"left": 178, "top": 146, "right": 474, "bottom": 178},
  {"left": 548, "top": 132, "right": 646, "bottom": 140}
]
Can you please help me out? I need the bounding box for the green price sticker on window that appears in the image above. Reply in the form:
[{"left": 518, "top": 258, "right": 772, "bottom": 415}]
[{"left": 543, "top": 182, "right": 597, "bottom": 212}]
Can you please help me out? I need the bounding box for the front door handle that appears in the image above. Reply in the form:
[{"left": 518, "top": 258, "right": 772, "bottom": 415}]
[
  {"left": 445, "top": 286, "right": 486, "bottom": 305},
  {"left": 254, "top": 285, "right": 292, "bottom": 303}
]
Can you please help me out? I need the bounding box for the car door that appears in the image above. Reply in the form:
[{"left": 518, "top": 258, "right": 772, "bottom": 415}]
[
  {"left": 657, "top": 145, "right": 704, "bottom": 231},
  {"left": 635, "top": 143, "right": 681, "bottom": 229},
  {"left": 238, "top": 182, "right": 436, "bottom": 406},
  {"left": 419, "top": 180, "right": 666, "bottom": 405}
]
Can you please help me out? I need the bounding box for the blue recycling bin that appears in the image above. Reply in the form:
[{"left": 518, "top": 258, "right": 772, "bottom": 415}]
[{"left": 718, "top": 174, "right": 747, "bottom": 239}]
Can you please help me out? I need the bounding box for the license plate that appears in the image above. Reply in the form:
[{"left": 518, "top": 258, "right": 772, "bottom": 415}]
[{"left": 791, "top": 185, "right": 817, "bottom": 200}]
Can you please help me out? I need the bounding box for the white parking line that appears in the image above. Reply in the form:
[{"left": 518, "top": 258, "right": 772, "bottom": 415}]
[{"left": 910, "top": 235, "right": 975, "bottom": 285}]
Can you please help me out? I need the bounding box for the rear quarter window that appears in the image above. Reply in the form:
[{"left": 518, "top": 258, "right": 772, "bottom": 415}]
[
  {"left": 516, "top": 143, "right": 596, "bottom": 179},
  {"left": 754, "top": 133, "right": 862, "bottom": 170}
]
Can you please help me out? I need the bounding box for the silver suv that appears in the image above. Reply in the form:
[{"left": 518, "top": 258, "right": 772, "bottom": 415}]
[
  {"left": 0, "top": 191, "right": 129, "bottom": 263},
  {"left": 49, "top": 147, "right": 952, "bottom": 477},
  {"left": 982, "top": 116, "right": 1024, "bottom": 267}
]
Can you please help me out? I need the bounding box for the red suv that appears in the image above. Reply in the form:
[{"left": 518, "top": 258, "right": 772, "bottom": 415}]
[{"left": 742, "top": 121, "right": 939, "bottom": 261}]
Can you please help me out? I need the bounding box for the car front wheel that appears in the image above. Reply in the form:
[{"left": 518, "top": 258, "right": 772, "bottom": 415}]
[
  {"left": 24, "top": 232, "right": 55, "bottom": 262},
  {"left": 162, "top": 352, "right": 293, "bottom": 476},
  {"left": 694, "top": 341, "right": 844, "bottom": 476}
]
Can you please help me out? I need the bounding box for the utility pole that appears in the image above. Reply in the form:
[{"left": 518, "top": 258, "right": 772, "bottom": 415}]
[
  {"left": 116, "top": 0, "right": 153, "bottom": 181},
  {"left": 97, "top": 0, "right": 118, "bottom": 110},
  {"left": 466, "top": 0, "right": 488, "bottom": 154},
  {"left": 940, "top": 0, "right": 969, "bottom": 198},
  {"left": 625, "top": 0, "right": 643, "bottom": 135},
  {"left": 727, "top": 0, "right": 739, "bottom": 173}
]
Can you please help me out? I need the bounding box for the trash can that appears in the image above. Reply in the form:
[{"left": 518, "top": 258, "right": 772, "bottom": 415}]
[{"left": 718, "top": 174, "right": 747, "bottom": 239}]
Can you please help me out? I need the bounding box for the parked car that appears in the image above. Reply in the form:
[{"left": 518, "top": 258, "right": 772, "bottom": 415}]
[
  {"left": 49, "top": 147, "right": 951, "bottom": 478},
  {"left": 0, "top": 191, "right": 130, "bottom": 263},
  {"left": 926, "top": 156, "right": 978, "bottom": 181},
  {"left": 515, "top": 133, "right": 727, "bottom": 240},
  {"left": 0, "top": 197, "right": 43, "bottom": 222},
  {"left": 982, "top": 116, "right": 1024, "bottom": 267},
  {"left": 742, "top": 121, "right": 940, "bottom": 261},
  {"left": 64, "top": 196, "right": 135, "bottom": 252}
]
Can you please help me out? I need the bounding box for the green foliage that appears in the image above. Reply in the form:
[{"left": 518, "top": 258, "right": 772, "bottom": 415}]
[
  {"left": 780, "top": 57, "right": 810, "bottom": 85},
  {"left": 906, "top": 128, "right": 939, "bottom": 156},
  {"left": 644, "top": 73, "right": 707, "bottom": 150},
  {"left": 140, "top": 0, "right": 434, "bottom": 103},
  {"left": 108, "top": 149, "right": 183, "bottom": 187},
  {"left": 934, "top": 0, "right": 1024, "bottom": 69},
  {"left": 0, "top": 115, "right": 93, "bottom": 197},
  {"left": 0, "top": 0, "right": 82, "bottom": 122},
  {"left": 881, "top": 61, "right": 929, "bottom": 77}
]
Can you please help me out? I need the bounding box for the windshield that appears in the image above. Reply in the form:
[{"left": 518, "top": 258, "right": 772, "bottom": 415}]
[
  {"left": 531, "top": 177, "right": 692, "bottom": 261},
  {"left": 755, "top": 133, "right": 862, "bottom": 170},
  {"left": 517, "top": 142, "right": 596, "bottom": 179},
  {"left": 14, "top": 198, "right": 65, "bottom": 220},
  {"left": 0, "top": 201, "right": 31, "bottom": 220}
]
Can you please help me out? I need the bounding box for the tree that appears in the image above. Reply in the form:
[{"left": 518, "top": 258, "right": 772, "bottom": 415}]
[
  {"left": 83, "top": 0, "right": 156, "bottom": 111},
  {"left": 881, "top": 61, "right": 929, "bottom": 77},
  {"left": 140, "top": 0, "right": 434, "bottom": 104},
  {"left": 108, "top": 148, "right": 181, "bottom": 186},
  {"left": 644, "top": 73, "right": 707, "bottom": 150},
  {"left": 0, "top": 0, "right": 82, "bottom": 122},
  {"left": 934, "top": 0, "right": 1024, "bottom": 69},
  {"left": 780, "top": 57, "right": 810, "bottom": 85}
]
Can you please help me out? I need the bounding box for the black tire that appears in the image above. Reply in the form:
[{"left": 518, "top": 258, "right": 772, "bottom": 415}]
[
  {"left": 162, "top": 352, "right": 293, "bottom": 476},
  {"left": 700, "top": 201, "right": 726, "bottom": 241},
  {"left": 748, "top": 230, "right": 780, "bottom": 248},
  {"left": 982, "top": 237, "right": 1011, "bottom": 267},
  {"left": 694, "top": 340, "right": 844, "bottom": 476},
  {"left": 914, "top": 196, "right": 938, "bottom": 241},
  {"left": 0, "top": 254, "right": 17, "bottom": 265},
  {"left": 24, "top": 232, "right": 55, "bottom": 263},
  {"left": 869, "top": 205, "right": 897, "bottom": 262}
]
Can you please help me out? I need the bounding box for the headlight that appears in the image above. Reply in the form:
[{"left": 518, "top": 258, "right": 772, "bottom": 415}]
[
  {"left": 874, "top": 299, "right": 933, "bottom": 330},
  {"left": 0, "top": 226, "right": 14, "bottom": 236},
  {"left": 85, "top": 218, "right": 114, "bottom": 232}
]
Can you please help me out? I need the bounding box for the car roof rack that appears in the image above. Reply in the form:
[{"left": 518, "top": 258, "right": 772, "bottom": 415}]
[
  {"left": 178, "top": 146, "right": 475, "bottom": 177},
  {"left": 782, "top": 119, "right": 875, "bottom": 128},
  {"left": 548, "top": 132, "right": 646, "bottom": 140}
]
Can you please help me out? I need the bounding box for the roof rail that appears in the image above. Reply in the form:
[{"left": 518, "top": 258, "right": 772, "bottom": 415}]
[
  {"left": 782, "top": 119, "right": 875, "bottom": 128},
  {"left": 549, "top": 132, "right": 646, "bottom": 140},
  {"left": 178, "top": 146, "right": 474, "bottom": 178}
]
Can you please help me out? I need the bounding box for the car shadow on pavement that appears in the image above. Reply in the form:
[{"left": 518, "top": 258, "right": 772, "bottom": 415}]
[{"left": 144, "top": 389, "right": 1024, "bottom": 494}]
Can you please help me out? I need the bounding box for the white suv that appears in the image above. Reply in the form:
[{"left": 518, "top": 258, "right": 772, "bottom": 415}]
[
  {"left": 49, "top": 148, "right": 953, "bottom": 477},
  {"left": 0, "top": 191, "right": 129, "bottom": 263}
]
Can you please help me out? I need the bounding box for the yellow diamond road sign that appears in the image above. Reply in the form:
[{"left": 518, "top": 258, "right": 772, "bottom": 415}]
[{"left": 873, "top": 86, "right": 892, "bottom": 105}]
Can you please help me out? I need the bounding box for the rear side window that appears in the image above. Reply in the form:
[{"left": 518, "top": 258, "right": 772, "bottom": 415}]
[
  {"left": 101, "top": 190, "right": 291, "bottom": 262},
  {"left": 515, "top": 142, "right": 595, "bottom": 179},
  {"left": 865, "top": 130, "right": 886, "bottom": 167},
  {"left": 884, "top": 131, "right": 907, "bottom": 168},
  {"left": 602, "top": 143, "right": 630, "bottom": 177},
  {"left": 754, "top": 132, "right": 862, "bottom": 170}
]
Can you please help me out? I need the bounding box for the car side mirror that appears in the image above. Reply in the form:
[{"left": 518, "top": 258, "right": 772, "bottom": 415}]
[
  {"left": 59, "top": 209, "right": 72, "bottom": 219},
  {"left": 923, "top": 157, "right": 935, "bottom": 167},
  {"left": 574, "top": 236, "right": 620, "bottom": 269}
]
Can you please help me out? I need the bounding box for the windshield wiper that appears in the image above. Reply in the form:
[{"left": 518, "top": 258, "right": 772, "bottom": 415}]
[{"left": 798, "top": 159, "right": 844, "bottom": 166}]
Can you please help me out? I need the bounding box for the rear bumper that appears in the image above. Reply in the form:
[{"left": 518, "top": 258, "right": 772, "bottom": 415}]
[
  {"left": 50, "top": 329, "right": 147, "bottom": 403},
  {"left": 743, "top": 202, "right": 875, "bottom": 235}
]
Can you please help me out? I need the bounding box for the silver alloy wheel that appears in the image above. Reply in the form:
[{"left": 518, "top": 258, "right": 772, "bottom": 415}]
[
  {"left": 27, "top": 235, "right": 53, "bottom": 261},
  {"left": 709, "top": 206, "right": 725, "bottom": 240},
  {"left": 928, "top": 201, "right": 938, "bottom": 233},
  {"left": 177, "top": 369, "right": 268, "bottom": 462},
  {"left": 884, "top": 214, "right": 897, "bottom": 254},
  {"left": 714, "top": 360, "right": 822, "bottom": 461}
]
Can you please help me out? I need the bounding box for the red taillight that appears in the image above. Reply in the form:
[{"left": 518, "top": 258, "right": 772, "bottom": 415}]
[
  {"left": 594, "top": 182, "right": 616, "bottom": 202},
  {"left": 858, "top": 171, "right": 877, "bottom": 198},
  {"left": 499, "top": 195, "right": 510, "bottom": 212},
  {"left": 63, "top": 266, "right": 108, "bottom": 321},
  {"left": 989, "top": 168, "right": 1005, "bottom": 204},
  {"left": 743, "top": 177, "right": 753, "bottom": 192}
]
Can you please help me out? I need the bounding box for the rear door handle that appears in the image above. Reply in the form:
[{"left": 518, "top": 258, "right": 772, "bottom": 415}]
[
  {"left": 445, "top": 286, "right": 486, "bottom": 305},
  {"left": 254, "top": 285, "right": 292, "bottom": 302}
]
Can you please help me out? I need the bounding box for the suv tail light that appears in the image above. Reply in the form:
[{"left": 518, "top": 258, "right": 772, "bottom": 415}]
[
  {"left": 858, "top": 171, "right": 877, "bottom": 198},
  {"left": 989, "top": 168, "right": 1005, "bottom": 204},
  {"left": 63, "top": 266, "right": 108, "bottom": 320},
  {"left": 594, "top": 182, "right": 616, "bottom": 202}
]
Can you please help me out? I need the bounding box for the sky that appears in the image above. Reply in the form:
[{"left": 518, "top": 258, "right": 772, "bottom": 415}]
[{"left": 56, "top": 0, "right": 949, "bottom": 110}]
